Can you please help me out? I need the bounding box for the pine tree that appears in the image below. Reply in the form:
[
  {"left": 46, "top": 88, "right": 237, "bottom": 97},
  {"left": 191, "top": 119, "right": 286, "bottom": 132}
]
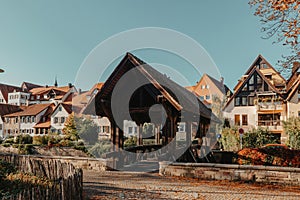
[{"left": 62, "top": 113, "right": 79, "bottom": 141}]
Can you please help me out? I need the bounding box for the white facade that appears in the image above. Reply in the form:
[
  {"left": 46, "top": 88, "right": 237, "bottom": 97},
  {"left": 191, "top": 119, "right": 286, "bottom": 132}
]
[
  {"left": 19, "top": 109, "right": 48, "bottom": 136},
  {"left": 50, "top": 104, "right": 70, "bottom": 134},
  {"left": 123, "top": 120, "right": 138, "bottom": 137},
  {"left": 92, "top": 116, "right": 111, "bottom": 136},
  {"left": 287, "top": 92, "right": 300, "bottom": 118},
  {"left": 8, "top": 91, "right": 30, "bottom": 106}
]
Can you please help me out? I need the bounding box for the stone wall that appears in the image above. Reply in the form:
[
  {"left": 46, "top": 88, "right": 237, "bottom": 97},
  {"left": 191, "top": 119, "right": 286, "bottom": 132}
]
[{"left": 159, "top": 162, "right": 300, "bottom": 185}]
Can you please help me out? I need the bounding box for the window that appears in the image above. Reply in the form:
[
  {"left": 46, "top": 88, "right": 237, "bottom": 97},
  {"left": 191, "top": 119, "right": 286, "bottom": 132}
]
[
  {"left": 103, "top": 126, "right": 110, "bottom": 133},
  {"left": 31, "top": 96, "right": 34, "bottom": 100},
  {"left": 206, "top": 85, "right": 209, "bottom": 89},
  {"left": 177, "top": 122, "right": 186, "bottom": 132},
  {"left": 134, "top": 127, "right": 137, "bottom": 134},
  {"left": 234, "top": 115, "right": 240, "bottom": 126},
  {"left": 58, "top": 106, "right": 62, "bottom": 111},
  {"left": 15, "top": 117, "right": 18, "bottom": 123},
  {"left": 298, "top": 111, "right": 300, "bottom": 118},
  {"left": 128, "top": 127, "right": 133, "bottom": 134},
  {"left": 54, "top": 117, "right": 58, "bottom": 123},
  {"left": 235, "top": 97, "right": 240, "bottom": 106},
  {"left": 206, "top": 95, "right": 210, "bottom": 100},
  {"left": 249, "top": 96, "right": 254, "bottom": 106},
  {"left": 31, "top": 116, "right": 35, "bottom": 123},
  {"left": 37, "top": 95, "right": 40, "bottom": 100},
  {"left": 61, "top": 117, "right": 65, "bottom": 123},
  {"left": 242, "top": 96, "right": 247, "bottom": 106},
  {"left": 201, "top": 85, "right": 205, "bottom": 89},
  {"left": 242, "top": 115, "right": 248, "bottom": 126},
  {"left": 0, "top": 124, "right": 2, "bottom": 130},
  {"left": 199, "top": 96, "right": 204, "bottom": 101}
]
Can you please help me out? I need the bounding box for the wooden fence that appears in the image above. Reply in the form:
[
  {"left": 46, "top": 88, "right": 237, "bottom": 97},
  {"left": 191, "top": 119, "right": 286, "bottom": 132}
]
[{"left": 0, "top": 154, "right": 83, "bottom": 200}]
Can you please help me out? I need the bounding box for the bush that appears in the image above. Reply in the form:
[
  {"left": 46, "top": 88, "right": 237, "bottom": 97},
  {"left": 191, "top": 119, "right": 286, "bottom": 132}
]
[
  {"left": 4, "top": 138, "right": 14, "bottom": 144},
  {"left": 15, "top": 135, "right": 33, "bottom": 144},
  {"left": 283, "top": 117, "right": 300, "bottom": 149},
  {"left": 236, "top": 147, "right": 300, "bottom": 167},
  {"left": 33, "top": 136, "right": 48, "bottom": 145},
  {"left": 59, "top": 139, "right": 74, "bottom": 147},
  {"left": 2, "top": 143, "right": 11, "bottom": 147},
  {"left": 88, "top": 140, "right": 111, "bottom": 158},
  {"left": 124, "top": 136, "right": 137, "bottom": 148},
  {"left": 242, "top": 127, "right": 278, "bottom": 148},
  {"left": 220, "top": 127, "right": 240, "bottom": 151},
  {"left": 0, "top": 159, "right": 16, "bottom": 180},
  {"left": 74, "top": 145, "right": 88, "bottom": 153}
]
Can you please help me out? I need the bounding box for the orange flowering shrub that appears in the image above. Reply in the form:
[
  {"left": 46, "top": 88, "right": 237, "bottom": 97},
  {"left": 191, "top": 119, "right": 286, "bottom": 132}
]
[{"left": 236, "top": 147, "right": 300, "bottom": 167}]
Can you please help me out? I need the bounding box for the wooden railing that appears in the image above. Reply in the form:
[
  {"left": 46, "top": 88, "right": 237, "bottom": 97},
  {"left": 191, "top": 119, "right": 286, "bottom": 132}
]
[{"left": 0, "top": 153, "right": 83, "bottom": 200}]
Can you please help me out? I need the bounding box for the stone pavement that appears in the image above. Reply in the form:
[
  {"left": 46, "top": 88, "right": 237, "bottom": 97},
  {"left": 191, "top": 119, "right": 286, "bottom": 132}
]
[{"left": 83, "top": 170, "right": 300, "bottom": 200}]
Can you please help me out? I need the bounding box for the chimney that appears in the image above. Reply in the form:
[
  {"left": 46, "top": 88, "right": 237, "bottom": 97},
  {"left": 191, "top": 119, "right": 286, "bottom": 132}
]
[
  {"left": 45, "top": 85, "right": 48, "bottom": 88},
  {"left": 68, "top": 83, "right": 72, "bottom": 88},
  {"left": 220, "top": 77, "right": 224, "bottom": 84},
  {"left": 78, "top": 88, "right": 82, "bottom": 94}
]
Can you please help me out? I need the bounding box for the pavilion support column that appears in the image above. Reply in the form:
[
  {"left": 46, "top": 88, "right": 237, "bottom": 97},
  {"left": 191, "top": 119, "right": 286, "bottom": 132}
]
[
  {"left": 155, "top": 124, "right": 161, "bottom": 145},
  {"left": 137, "top": 124, "right": 143, "bottom": 146},
  {"left": 110, "top": 123, "right": 116, "bottom": 152},
  {"left": 186, "top": 121, "right": 191, "bottom": 144}
]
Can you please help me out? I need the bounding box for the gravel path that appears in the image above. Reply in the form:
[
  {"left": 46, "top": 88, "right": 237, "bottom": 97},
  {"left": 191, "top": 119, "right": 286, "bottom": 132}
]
[{"left": 83, "top": 170, "right": 300, "bottom": 200}]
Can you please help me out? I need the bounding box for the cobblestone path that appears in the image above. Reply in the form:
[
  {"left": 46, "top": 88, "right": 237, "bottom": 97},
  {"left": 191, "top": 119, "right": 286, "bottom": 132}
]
[{"left": 83, "top": 170, "right": 300, "bottom": 200}]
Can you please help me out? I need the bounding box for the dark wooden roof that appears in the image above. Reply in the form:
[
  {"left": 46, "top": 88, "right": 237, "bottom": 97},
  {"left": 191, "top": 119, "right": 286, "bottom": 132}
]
[
  {"left": 0, "top": 83, "right": 22, "bottom": 102},
  {"left": 84, "top": 53, "right": 214, "bottom": 122},
  {"left": 0, "top": 104, "right": 23, "bottom": 120}
]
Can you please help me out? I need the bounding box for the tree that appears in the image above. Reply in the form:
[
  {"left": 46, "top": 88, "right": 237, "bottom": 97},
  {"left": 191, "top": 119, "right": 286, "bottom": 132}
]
[
  {"left": 282, "top": 117, "right": 300, "bottom": 149},
  {"left": 62, "top": 113, "right": 79, "bottom": 141},
  {"left": 75, "top": 116, "right": 98, "bottom": 145},
  {"left": 249, "top": 0, "right": 300, "bottom": 68}
]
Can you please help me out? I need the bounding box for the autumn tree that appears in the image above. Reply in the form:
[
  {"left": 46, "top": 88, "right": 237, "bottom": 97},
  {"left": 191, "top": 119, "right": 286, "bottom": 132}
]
[{"left": 249, "top": 0, "right": 300, "bottom": 68}]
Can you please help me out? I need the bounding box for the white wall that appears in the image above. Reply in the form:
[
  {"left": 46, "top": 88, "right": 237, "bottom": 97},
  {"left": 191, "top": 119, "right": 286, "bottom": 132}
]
[
  {"left": 123, "top": 120, "right": 138, "bottom": 137},
  {"left": 223, "top": 100, "right": 256, "bottom": 132},
  {"left": 8, "top": 92, "right": 30, "bottom": 106},
  {"left": 51, "top": 104, "right": 70, "bottom": 133},
  {"left": 287, "top": 92, "right": 300, "bottom": 118},
  {"left": 20, "top": 109, "right": 48, "bottom": 136}
]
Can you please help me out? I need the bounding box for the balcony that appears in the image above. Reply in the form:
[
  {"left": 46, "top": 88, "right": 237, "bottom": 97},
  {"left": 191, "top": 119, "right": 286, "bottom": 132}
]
[
  {"left": 257, "top": 102, "right": 283, "bottom": 111},
  {"left": 257, "top": 120, "right": 282, "bottom": 131}
]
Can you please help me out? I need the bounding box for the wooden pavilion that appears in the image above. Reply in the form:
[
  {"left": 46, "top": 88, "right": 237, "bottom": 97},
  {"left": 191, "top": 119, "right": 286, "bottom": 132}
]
[{"left": 84, "top": 53, "right": 217, "bottom": 167}]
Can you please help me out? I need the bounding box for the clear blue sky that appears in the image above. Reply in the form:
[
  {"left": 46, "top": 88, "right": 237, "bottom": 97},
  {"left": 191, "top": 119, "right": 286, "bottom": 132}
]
[{"left": 0, "top": 0, "right": 291, "bottom": 90}]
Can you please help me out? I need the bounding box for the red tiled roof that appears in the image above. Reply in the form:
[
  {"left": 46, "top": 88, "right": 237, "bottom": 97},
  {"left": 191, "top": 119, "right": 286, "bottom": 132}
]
[
  {"left": 34, "top": 121, "right": 51, "bottom": 128},
  {"left": 5, "top": 103, "right": 53, "bottom": 117}
]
